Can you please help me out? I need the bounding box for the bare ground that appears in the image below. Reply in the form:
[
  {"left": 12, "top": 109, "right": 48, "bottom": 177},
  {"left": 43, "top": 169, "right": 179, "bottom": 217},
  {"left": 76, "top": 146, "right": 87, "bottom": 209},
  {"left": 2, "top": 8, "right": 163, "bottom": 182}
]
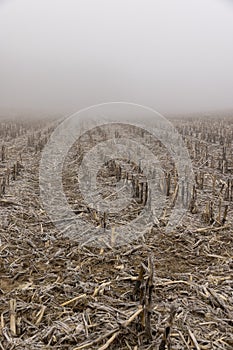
[{"left": 0, "top": 117, "right": 233, "bottom": 349}]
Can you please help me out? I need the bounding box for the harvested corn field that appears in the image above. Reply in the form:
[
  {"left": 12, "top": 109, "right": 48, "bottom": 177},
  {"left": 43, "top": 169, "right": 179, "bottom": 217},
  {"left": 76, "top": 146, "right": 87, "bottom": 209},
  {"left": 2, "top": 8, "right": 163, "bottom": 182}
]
[{"left": 0, "top": 114, "right": 233, "bottom": 349}]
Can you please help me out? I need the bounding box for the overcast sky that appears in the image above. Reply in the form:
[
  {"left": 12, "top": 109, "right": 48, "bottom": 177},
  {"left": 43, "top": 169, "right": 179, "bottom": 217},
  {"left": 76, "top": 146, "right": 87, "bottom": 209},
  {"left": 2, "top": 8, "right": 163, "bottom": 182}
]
[{"left": 0, "top": 0, "right": 233, "bottom": 116}]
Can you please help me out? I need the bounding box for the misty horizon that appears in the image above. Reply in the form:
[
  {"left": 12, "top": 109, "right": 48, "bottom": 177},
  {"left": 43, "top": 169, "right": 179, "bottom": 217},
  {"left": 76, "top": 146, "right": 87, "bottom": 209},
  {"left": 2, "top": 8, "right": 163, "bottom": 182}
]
[{"left": 1, "top": 0, "right": 233, "bottom": 117}]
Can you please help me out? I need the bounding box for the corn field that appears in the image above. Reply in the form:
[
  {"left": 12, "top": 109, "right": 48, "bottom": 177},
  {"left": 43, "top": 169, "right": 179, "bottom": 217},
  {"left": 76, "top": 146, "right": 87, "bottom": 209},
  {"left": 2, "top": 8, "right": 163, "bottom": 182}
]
[{"left": 0, "top": 114, "right": 233, "bottom": 349}]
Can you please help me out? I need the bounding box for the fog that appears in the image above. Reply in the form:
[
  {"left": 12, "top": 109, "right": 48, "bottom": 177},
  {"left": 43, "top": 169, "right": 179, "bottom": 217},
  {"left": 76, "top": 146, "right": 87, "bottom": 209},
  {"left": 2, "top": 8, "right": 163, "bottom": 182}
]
[{"left": 0, "top": 0, "right": 233, "bottom": 116}]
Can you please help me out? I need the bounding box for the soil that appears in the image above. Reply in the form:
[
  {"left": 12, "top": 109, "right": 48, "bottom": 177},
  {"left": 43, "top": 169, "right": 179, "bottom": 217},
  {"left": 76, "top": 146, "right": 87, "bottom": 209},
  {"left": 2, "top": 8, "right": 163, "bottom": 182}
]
[{"left": 0, "top": 116, "right": 232, "bottom": 349}]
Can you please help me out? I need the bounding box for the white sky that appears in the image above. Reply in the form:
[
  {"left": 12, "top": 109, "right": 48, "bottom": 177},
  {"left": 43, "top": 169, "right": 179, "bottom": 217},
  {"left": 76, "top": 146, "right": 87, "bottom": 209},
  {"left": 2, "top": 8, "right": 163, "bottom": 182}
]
[{"left": 0, "top": 0, "right": 233, "bottom": 115}]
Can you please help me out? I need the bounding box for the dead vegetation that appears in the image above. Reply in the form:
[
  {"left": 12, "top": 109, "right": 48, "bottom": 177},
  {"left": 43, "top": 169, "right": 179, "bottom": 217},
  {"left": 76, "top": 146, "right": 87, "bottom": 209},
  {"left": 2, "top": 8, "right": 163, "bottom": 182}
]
[{"left": 0, "top": 115, "right": 233, "bottom": 349}]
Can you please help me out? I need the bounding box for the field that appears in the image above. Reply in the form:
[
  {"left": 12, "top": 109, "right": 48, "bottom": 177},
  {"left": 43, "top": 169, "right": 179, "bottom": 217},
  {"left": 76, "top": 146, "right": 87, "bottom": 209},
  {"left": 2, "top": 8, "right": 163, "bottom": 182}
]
[{"left": 0, "top": 115, "right": 233, "bottom": 349}]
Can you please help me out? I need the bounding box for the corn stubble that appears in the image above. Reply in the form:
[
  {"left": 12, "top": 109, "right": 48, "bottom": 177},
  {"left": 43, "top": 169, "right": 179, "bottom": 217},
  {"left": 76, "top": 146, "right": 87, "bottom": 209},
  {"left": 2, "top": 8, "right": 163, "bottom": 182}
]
[{"left": 0, "top": 115, "right": 232, "bottom": 349}]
